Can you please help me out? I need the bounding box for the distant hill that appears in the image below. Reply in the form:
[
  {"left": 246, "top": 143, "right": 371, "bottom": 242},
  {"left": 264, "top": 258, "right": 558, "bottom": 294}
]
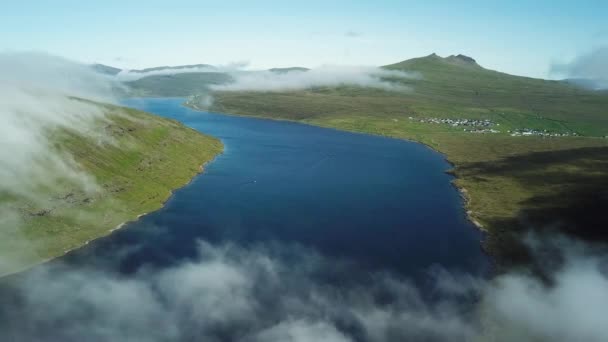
[
  {"left": 130, "top": 64, "right": 215, "bottom": 73},
  {"left": 269, "top": 67, "right": 310, "bottom": 73},
  {"left": 126, "top": 72, "right": 232, "bottom": 97},
  {"left": 88, "top": 63, "right": 233, "bottom": 97},
  {"left": 124, "top": 66, "right": 310, "bottom": 96},
  {"left": 91, "top": 63, "right": 122, "bottom": 76}
]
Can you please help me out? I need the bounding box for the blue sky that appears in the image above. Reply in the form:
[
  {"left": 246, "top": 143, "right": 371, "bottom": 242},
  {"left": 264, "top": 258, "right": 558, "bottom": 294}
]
[{"left": 1, "top": 0, "right": 606, "bottom": 78}]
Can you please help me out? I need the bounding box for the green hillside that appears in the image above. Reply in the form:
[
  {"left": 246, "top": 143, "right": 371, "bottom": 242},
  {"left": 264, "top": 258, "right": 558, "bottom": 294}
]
[
  {"left": 0, "top": 103, "right": 223, "bottom": 275},
  {"left": 385, "top": 54, "right": 608, "bottom": 135},
  {"left": 187, "top": 54, "right": 608, "bottom": 269}
]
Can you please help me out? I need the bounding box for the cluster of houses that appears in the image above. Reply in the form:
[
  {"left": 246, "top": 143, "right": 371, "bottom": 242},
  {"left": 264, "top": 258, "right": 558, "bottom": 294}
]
[
  {"left": 508, "top": 128, "right": 578, "bottom": 137},
  {"left": 406, "top": 116, "right": 585, "bottom": 138},
  {"left": 408, "top": 116, "right": 496, "bottom": 128},
  {"left": 409, "top": 116, "right": 499, "bottom": 133},
  {"left": 463, "top": 128, "right": 500, "bottom": 134}
]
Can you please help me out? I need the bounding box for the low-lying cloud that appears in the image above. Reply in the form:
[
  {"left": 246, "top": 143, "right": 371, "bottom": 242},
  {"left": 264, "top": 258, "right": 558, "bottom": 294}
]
[
  {"left": 116, "top": 63, "right": 414, "bottom": 93},
  {"left": 212, "top": 66, "right": 415, "bottom": 92},
  {"left": 116, "top": 65, "right": 219, "bottom": 82},
  {"left": 115, "top": 61, "right": 250, "bottom": 82},
  {"left": 2, "top": 235, "right": 608, "bottom": 342},
  {"left": 0, "top": 52, "right": 117, "bottom": 195},
  {"left": 550, "top": 46, "right": 608, "bottom": 89},
  {"left": 0, "top": 52, "right": 118, "bottom": 271}
]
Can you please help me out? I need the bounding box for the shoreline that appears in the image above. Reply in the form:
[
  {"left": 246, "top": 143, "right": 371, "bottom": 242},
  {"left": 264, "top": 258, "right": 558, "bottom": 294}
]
[
  {"left": 185, "top": 100, "right": 486, "bottom": 233},
  {"left": 0, "top": 155, "right": 222, "bottom": 279},
  {"left": 186, "top": 100, "right": 496, "bottom": 273},
  {"left": 61, "top": 155, "right": 222, "bottom": 256}
]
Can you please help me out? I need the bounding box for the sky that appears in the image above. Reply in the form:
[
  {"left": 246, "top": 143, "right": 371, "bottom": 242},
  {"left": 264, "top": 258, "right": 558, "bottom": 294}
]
[{"left": 1, "top": 0, "right": 607, "bottom": 78}]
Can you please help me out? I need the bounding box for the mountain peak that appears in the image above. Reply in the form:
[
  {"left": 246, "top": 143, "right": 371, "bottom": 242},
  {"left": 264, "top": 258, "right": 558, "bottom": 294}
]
[{"left": 445, "top": 54, "right": 478, "bottom": 66}]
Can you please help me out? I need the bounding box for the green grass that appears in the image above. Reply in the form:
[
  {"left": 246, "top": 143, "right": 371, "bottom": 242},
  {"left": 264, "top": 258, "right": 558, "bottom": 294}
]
[
  {"left": 0, "top": 103, "right": 223, "bottom": 275},
  {"left": 187, "top": 54, "right": 608, "bottom": 269}
]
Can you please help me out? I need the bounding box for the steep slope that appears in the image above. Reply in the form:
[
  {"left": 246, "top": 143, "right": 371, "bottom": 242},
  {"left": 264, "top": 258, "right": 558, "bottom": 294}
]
[
  {"left": 1, "top": 103, "right": 222, "bottom": 275},
  {"left": 186, "top": 53, "right": 608, "bottom": 269}
]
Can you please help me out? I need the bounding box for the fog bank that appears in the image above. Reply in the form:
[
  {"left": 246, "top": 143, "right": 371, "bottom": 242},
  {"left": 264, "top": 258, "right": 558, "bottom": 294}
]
[
  {"left": 212, "top": 66, "right": 415, "bottom": 92},
  {"left": 1, "top": 236, "right": 607, "bottom": 342},
  {"left": 0, "top": 52, "right": 117, "bottom": 271},
  {"left": 551, "top": 47, "right": 608, "bottom": 89}
]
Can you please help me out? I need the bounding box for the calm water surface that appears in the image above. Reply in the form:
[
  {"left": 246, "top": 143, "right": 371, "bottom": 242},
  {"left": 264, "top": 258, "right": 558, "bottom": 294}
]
[{"left": 64, "top": 97, "right": 487, "bottom": 278}]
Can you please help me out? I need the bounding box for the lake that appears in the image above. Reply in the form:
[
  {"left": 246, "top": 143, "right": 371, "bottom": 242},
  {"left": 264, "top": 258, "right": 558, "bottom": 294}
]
[
  {"left": 0, "top": 97, "right": 490, "bottom": 341},
  {"left": 81, "top": 97, "right": 486, "bottom": 277}
]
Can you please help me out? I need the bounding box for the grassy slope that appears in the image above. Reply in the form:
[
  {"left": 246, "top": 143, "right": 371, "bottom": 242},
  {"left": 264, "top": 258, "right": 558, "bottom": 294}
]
[
  {"left": 190, "top": 54, "right": 608, "bottom": 268},
  {"left": 0, "top": 104, "right": 223, "bottom": 275}
]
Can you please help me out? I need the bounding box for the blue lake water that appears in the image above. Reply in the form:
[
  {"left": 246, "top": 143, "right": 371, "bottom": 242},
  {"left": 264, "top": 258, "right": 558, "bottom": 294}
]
[{"left": 60, "top": 97, "right": 486, "bottom": 278}]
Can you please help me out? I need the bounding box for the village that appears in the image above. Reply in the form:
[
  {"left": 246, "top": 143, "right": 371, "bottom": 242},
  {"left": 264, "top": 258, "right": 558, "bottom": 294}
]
[
  {"left": 408, "top": 116, "right": 500, "bottom": 134},
  {"left": 407, "top": 116, "right": 583, "bottom": 137},
  {"left": 508, "top": 128, "right": 578, "bottom": 137}
]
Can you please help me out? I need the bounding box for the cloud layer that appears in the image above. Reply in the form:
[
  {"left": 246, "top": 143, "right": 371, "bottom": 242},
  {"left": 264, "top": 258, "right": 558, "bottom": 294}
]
[
  {"left": 116, "top": 65, "right": 220, "bottom": 82},
  {"left": 2, "top": 235, "right": 608, "bottom": 342},
  {"left": 0, "top": 52, "right": 116, "bottom": 197},
  {"left": 0, "top": 52, "right": 117, "bottom": 270},
  {"left": 115, "top": 62, "right": 249, "bottom": 82},
  {"left": 551, "top": 46, "right": 608, "bottom": 89},
  {"left": 212, "top": 66, "right": 415, "bottom": 92}
]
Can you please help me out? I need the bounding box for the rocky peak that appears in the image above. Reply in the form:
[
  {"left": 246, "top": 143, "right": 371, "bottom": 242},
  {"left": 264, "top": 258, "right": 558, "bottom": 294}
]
[{"left": 446, "top": 54, "right": 478, "bottom": 65}]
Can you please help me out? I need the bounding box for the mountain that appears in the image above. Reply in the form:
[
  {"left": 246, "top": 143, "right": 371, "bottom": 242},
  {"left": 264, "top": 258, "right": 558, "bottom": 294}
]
[
  {"left": 383, "top": 53, "right": 608, "bottom": 135},
  {"left": 389, "top": 52, "right": 481, "bottom": 69},
  {"left": 188, "top": 53, "right": 608, "bottom": 269}
]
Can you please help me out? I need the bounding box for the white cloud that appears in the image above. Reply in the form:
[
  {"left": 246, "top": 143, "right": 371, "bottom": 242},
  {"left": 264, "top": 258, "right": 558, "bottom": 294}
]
[
  {"left": 0, "top": 52, "right": 118, "bottom": 270},
  {"left": 115, "top": 61, "right": 249, "bottom": 82},
  {"left": 3, "top": 236, "right": 608, "bottom": 342},
  {"left": 550, "top": 46, "right": 608, "bottom": 89},
  {"left": 0, "top": 52, "right": 117, "bottom": 199},
  {"left": 212, "top": 66, "right": 415, "bottom": 92},
  {"left": 116, "top": 66, "right": 218, "bottom": 82}
]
